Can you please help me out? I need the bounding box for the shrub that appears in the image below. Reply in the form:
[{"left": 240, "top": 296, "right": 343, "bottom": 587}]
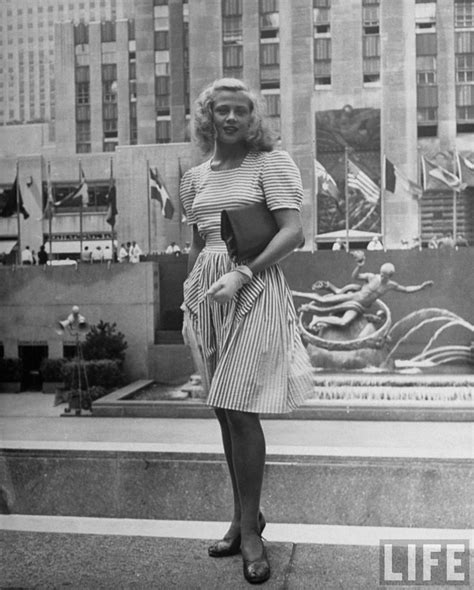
[
  {"left": 82, "top": 320, "right": 128, "bottom": 363},
  {"left": 0, "top": 358, "right": 22, "bottom": 382},
  {"left": 62, "top": 359, "right": 125, "bottom": 391},
  {"left": 40, "top": 358, "right": 66, "bottom": 382}
]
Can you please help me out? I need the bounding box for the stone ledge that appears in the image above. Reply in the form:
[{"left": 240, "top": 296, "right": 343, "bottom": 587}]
[{"left": 1, "top": 447, "right": 472, "bottom": 528}]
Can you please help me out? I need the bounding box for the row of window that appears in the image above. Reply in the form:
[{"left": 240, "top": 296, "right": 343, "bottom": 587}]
[{"left": 74, "top": 20, "right": 116, "bottom": 45}]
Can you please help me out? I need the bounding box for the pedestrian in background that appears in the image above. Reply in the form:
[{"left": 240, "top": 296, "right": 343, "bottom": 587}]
[
  {"left": 21, "top": 245, "right": 33, "bottom": 265},
  {"left": 37, "top": 244, "right": 48, "bottom": 265},
  {"left": 180, "top": 78, "right": 313, "bottom": 585},
  {"left": 118, "top": 243, "right": 128, "bottom": 263}
]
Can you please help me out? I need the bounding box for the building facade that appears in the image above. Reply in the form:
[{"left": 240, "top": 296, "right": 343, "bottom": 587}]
[
  {"left": 0, "top": 0, "right": 134, "bottom": 128},
  {"left": 1, "top": 0, "right": 473, "bottom": 257}
]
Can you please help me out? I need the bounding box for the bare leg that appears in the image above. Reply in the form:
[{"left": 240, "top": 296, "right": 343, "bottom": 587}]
[
  {"left": 226, "top": 409, "right": 266, "bottom": 561},
  {"left": 310, "top": 309, "right": 359, "bottom": 329},
  {"left": 214, "top": 408, "right": 241, "bottom": 539},
  {"left": 293, "top": 290, "right": 354, "bottom": 304}
]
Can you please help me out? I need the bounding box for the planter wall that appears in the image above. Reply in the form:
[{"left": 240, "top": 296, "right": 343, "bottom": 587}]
[
  {"left": 0, "top": 382, "right": 21, "bottom": 393},
  {"left": 42, "top": 382, "right": 65, "bottom": 394}
]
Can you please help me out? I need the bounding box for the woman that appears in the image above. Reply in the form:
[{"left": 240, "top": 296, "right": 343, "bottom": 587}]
[{"left": 180, "top": 78, "right": 313, "bottom": 584}]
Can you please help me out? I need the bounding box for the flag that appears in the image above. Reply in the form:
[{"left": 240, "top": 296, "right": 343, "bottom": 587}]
[
  {"left": 178, "top": 159, "right": 187, "bottom": 223},
  {"left": 421, "top": 156, "right": 464, "bottom": 191},
  {"left": 384, "top": 157, "right": 396, "bottom": 193},
  {"left": 149, "top": 166, "right": 174, "bottom": 219},
  {"left": 55, "top": 169, "right": 88, "bottom": 207},
  {"left": 384, "top": 156, "right": 423, "bottom": 198},
  {"left": 456, "top": 152, "right": 474, "bottom": 187},
  {"left": 347, "top": 159, "right": 380, "bottom": 204},
  {"left": 43, "top": 167, "right": 55, "bottom": 220},
  {"left": 105, "top": 176, "right": 118, "bottom": 226},
  {"left": 0, "top": 175, "right": 30, "bottom": 219},
  {"left": 314, "top": 159, "right": 339, "bottom": 199}
]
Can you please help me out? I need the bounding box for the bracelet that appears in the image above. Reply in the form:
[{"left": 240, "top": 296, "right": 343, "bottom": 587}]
[{"left": 234, "top": 264, "right": 253, "bottom": 283}]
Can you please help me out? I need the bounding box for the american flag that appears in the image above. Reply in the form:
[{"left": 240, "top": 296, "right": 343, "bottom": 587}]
[{"left": 347, "top": 160, "right": 380, "bottom": 204}]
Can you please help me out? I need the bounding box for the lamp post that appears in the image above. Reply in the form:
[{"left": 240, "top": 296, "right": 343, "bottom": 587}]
[{"left": 55, "top": 306, "right": 90, "bottom": 416}]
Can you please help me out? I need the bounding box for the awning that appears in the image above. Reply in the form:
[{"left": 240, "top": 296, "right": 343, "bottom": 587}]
[
  {"left": 45, "top": 239, "right": 118, "bottom": 254},
  {"left": 0, "top": 240, "right": 17, "bottom": 255},
  {"left": 315, "top": 229, "right": 379, "bottom": 242}
]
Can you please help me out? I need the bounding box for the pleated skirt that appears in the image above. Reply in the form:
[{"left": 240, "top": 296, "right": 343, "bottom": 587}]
[{"left": 182, "top": 245, "right": 314, "bottom": 414}]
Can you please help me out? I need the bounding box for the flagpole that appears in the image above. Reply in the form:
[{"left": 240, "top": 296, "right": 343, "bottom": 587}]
[
  {"left": 311, "top": 143, "right": 316, "bottom": 253},
  {"left": 16, "top": 160, "right": 22, "bottom": 265},
  {"left": 110, "top": 157, "right": 115, "bottom": 263},
  {"left": 48, "top": 161, "right": 53, "bottom": 262},
  {"left": 452, "top": 189, "right": 457, "bottom": 243},
  {"left": 344, "top": 147, "right": 349, "bottom": 251},
  {"left": 453, "top": 149, "right": 459, "bottom": 245},
  {"left": 79, "top": 160, "right": 83, "bottom": 258},
  {"left": 178, "top": 158, "right": 183, "bottom": 248},
  {"left": 381, "top": 154, "right": 386, "bottom": 250},
  {"left": 146, "top": 159, "right": 151, "bottom": 254},
  {"left": 417, "top": 149, "right": 423, "bottom": 248}
]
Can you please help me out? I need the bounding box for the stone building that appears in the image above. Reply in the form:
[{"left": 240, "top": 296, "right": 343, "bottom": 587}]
[{"left": 1, "top": 0, "right": 473, "bottom": 259}]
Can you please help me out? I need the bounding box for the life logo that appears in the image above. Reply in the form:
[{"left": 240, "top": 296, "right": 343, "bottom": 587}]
[{"left": 379, "top": 539, "right": 470, "bottom": 586}]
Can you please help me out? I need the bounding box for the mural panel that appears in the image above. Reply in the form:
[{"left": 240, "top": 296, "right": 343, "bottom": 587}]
[{"left": 315, "top": 106, "right": 381, "bottom": 236}]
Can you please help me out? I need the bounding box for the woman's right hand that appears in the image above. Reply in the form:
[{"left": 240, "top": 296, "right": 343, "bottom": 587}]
[{"left": 207, "top": 270, "right": 249, "bottom": 304}]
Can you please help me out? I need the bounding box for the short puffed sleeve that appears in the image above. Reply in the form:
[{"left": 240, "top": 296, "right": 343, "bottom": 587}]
[
  {"left": 261, "top": 150, "right": 304, "bottom": 211},
  {"left": 179, "top": 168, "right": 198, "bottom": 226}
]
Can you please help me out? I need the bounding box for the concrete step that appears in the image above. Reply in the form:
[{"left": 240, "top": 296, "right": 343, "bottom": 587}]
[
  {"left": 2, "top": 516, "right": 472, "bottom": 590},
  {"left": 1, "top": 443, "right": 472, "bottom": 529}
]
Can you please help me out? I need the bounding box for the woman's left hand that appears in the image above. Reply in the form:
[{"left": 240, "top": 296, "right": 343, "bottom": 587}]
[{"left": 207, "top": 270, "right": 248, "bottom": 304}]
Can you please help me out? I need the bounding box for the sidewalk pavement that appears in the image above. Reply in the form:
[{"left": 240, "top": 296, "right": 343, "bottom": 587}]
[{"left": 1, "top": 392, "right": 473, "bottom": 589}]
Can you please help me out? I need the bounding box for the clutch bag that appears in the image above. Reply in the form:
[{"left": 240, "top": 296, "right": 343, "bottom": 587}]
[{"left": 221, "top": 201, "right": 279, "bottom": 262}]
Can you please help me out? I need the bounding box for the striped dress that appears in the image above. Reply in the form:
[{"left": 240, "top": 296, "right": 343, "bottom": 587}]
[{"left": 180, "top": 149, "right": 313, "bottom": 414}]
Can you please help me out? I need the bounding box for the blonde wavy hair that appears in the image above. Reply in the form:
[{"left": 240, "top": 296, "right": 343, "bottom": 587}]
[{"left": 192, "top": 78, "right": 276, "bottom": 153}]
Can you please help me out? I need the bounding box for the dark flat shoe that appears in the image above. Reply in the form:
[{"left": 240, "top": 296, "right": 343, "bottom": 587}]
[
  {"left": 208, "top": 512, "right": 266, "bottom": 558},
  {"left": 242, "top": 544, "right": 270, "bottom": 584},
  {"left": 208, "top": 534, "right": 241, "bottom": 558}
]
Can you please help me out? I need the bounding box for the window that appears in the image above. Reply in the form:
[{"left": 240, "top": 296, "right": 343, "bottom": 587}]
[
  {"left": 417, "top": 71, "right": 436, "bottom": 84},
  {"left": 416, "top": 33, "right": 437, "bottom": 55},
  {"left": 74, "top": 22, "right": 89, "bottom": 45},
  {"left": 455, "top": 1, "right": 474, "bottom": 28},
  {"left": 76, "top": 142, "right": 91, "bottom": 153},
  {"left": 103, "top": 103, "right": 117, "bottom": 119},
  {"left": 76, "top": 82, "right": 90, "bottom": 104},
  {"left": 223, "top": 45, "right": 243, "bottom": 78},
  {"left": 223, "top": 45, "right": 243, "bottom": 68},
  {"left": 156, "top": 118, "right": 171, "bottom": 143},
  {"left": 76, "top": 105, "right": 91, "bottom": 121},
  {"left": 102, "top": 63, "right": 117, "bottom": 82},
  {"left": 75, "top": 66, "right": 90, "bottom": 83},
  {"left": 456, "top": 55, "right": 474, "bottom": 83},
  {"left": 455, "top": 31, "right": 474, "bottom": 54},
  {"left": 415, "top": 2, "right": 436, "bottom": 31},
  {"left": 223, "top": 15, "right": 242, "bottom": 42},
  {"left": 222, "top": 0, "right": 242, "bottom": 16},
  {"left": 363, "top": 58, "right": 380, "bottom": 83},
  {"left": 154, "top": 30, "right": 169, "bottom": 50},
  {"left": 155, "top": 76, "right": 170, "bottom": 108},
  {"left": 103, "top": 80, "right": 117, "bottom": 103},
  {"left": 260, "top": 43, "right": 279, "bottom": 65},
  {"left": 363, "top": 5, "right": 379, "bottom": 34},
  {"left": 76, "top": 121, "right": 90, "bottom": 142},
  {"left": 101, "top": 21, "right": 116, "bottom": 43},
  {"left": 264, "top": 93, "right": 280, "bottom": 116},
  {"left": 128, "top": 20, "right": 135, "bottom": 40},
  {"left": 314, "top": 8, "right": 330, "bottom": 35}
]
